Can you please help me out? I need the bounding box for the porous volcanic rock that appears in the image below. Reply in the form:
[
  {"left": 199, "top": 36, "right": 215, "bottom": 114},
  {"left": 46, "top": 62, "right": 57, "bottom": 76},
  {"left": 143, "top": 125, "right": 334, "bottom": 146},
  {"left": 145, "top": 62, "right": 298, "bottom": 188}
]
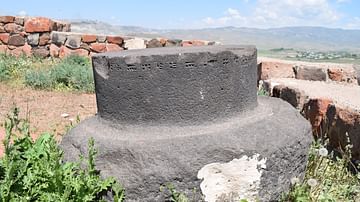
[
  {"left": 61, "top": 46, "right": 312, "bottom": 201},
  {"left": 61, "top": 97, "right": 312, "bottom": 201}
]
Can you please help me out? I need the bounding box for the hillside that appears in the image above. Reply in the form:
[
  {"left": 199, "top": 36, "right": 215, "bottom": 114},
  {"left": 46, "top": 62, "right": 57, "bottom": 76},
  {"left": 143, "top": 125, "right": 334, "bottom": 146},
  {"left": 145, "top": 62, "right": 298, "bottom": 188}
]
[{"left": 70, "top": 20, "right": 360, "bottom": 52}]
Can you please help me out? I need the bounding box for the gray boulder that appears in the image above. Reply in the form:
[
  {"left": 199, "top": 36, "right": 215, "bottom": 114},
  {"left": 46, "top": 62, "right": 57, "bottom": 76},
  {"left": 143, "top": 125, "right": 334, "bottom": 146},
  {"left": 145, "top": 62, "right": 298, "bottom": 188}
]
[
  {"left": 51, "top": 31, "right": 67, "bottom": 46},
  {"left": 27, "top": 33, "right": 39, "bottom": 46},
  {"left": 65, "top": 35, "right": 81, "bottom": 49}
]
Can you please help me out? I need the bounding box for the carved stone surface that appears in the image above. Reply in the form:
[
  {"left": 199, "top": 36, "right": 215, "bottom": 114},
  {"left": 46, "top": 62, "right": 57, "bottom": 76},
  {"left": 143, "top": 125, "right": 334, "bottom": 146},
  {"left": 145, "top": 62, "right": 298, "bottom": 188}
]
[{"left": 92, "top": 45, "right": 257, "bottom": 125}]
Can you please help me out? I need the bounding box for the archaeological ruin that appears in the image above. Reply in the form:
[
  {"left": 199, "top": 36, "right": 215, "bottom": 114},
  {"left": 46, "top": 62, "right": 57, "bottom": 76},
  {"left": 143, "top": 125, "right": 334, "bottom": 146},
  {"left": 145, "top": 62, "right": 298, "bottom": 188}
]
[
  {"left": 61, "top": 45, "right": 312, "bottom": 201},
  {"left": 2, "top": 14, "right": 360, "bottom": 201}
]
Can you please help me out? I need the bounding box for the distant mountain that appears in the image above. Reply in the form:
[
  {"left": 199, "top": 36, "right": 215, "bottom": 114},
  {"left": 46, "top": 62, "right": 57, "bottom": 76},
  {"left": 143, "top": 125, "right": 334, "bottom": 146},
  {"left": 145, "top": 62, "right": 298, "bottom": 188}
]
[
  {"left": 70, "top": 19, "right": 162, "bottom": 36},
  {"left": 70, "top": 20, "right": 360, "bottom": 52}
]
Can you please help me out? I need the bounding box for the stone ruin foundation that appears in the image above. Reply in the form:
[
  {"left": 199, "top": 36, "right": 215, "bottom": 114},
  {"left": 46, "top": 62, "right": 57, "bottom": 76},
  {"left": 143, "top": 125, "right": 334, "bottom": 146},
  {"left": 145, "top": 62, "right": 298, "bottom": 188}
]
[{"left": 61, "top": 45, "right": 312, "bottom": 201}]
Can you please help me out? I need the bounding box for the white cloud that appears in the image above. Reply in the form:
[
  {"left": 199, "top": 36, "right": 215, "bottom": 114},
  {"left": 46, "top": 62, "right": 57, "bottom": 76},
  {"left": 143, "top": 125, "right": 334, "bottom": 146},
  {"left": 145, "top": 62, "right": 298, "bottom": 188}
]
[
  {"left": 226, "top": 8, "right": 240, "bottom": 18},
  {"left": 345, "top": 17, "right": 360, "bottom": 29},
  {"left": 253, "top": 0, "right": 340, "bottom": 27},
  {"left": 201, "top": 0, "right": 341, "bottom": 28},
  {"left": 336, "top": 0, "right": 351, "bottom": 3},
  {"left": 203, "top": 8, "right": 246, "bottom": 26},
  {"left": 18, "top": 10, "right": 27, "bottom": 17}
]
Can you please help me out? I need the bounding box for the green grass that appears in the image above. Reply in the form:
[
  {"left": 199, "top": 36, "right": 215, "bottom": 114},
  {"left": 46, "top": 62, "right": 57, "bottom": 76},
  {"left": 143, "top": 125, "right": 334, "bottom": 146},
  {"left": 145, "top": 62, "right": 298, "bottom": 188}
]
[
  {"left": 0, "top": 53, "right": 94, "bottom": 93},
  {"left": 257, "top": 87, "right": 269, "bottom": 96},
  {"left": 0, "top": 107, "right": 124, "bottom": 201}
]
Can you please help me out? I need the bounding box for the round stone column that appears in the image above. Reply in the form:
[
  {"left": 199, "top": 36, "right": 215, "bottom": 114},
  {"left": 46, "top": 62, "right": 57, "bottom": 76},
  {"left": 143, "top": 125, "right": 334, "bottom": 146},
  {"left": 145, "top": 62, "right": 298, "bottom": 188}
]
[{"left": 92, "top": 45, "right": 257, "bottom": 125}]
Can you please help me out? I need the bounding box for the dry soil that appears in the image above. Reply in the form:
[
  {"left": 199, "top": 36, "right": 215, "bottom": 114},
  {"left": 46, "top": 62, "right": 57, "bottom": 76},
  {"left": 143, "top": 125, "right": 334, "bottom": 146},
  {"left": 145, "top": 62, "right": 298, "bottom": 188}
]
[{"left": 0, "top": 84, "right": 97, "bottom": 154}]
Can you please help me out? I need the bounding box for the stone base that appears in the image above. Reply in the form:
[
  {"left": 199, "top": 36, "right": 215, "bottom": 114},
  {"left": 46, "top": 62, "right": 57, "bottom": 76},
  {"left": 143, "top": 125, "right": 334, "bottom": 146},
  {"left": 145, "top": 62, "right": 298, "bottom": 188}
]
[{"left": 60, "top": 96, "right": 312, "bottom": 201}]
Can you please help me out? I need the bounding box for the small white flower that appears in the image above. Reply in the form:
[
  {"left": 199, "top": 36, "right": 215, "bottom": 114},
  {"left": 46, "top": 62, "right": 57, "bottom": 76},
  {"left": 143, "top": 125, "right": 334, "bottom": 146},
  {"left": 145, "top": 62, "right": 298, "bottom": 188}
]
[
  {"left": 290, "top": 177, "right": 300, "bottom": 185},
  {"left": 307, "top": 178, "right": 318, "bottom": 187},
  {"left": 61, "top": 113, "right": 69, "bottom": 118},
  {"left": 318, "top": 147, "right": 328, "bottom": 157},
  {"left": 69, "top": 118, "right": 75, "bottom": 122}
]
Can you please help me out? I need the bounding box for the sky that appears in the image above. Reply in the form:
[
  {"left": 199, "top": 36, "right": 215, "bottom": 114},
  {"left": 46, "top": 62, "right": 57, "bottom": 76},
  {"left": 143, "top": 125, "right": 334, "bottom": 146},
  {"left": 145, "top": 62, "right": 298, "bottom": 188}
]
[{"left": 1, "top": 0, "right": 360, "bottom": 29}]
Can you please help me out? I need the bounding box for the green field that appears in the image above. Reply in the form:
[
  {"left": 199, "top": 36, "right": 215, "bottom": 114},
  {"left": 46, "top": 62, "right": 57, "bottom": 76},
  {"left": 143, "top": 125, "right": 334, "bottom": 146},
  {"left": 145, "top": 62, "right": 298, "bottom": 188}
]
[{"left": 258, "top": 48, "right": 360, "bottom": 65}]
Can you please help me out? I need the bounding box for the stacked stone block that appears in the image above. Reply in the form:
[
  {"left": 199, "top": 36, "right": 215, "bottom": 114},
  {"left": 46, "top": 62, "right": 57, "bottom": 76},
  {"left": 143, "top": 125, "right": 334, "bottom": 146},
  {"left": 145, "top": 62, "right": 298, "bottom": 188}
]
[
  {"left": 49, "top": 32, "right": 125, "bottom": 58},
  {"left": 0, "top": 16, "right": 70, "bottom": 57},
  {"left": 258, "top": 60, "right": 359, "bottom": 85},
  {"left": 0, "top": 15, "right": 216, "bottom": 58}
]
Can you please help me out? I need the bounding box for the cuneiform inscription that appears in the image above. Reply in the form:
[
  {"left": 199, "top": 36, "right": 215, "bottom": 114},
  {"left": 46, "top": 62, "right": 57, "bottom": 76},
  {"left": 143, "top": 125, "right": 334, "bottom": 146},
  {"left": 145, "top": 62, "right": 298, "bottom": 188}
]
[{"left": 107, "top": 56, "right": 245, "bottom": 72}]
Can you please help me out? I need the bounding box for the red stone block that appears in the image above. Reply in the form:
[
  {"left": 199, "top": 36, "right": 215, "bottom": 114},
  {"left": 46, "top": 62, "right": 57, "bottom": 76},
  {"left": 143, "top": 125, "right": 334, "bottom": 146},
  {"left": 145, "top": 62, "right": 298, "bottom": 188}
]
[
  {"left": 304, "top": 98, "right": 332, "bottom": 137},
  {"left": 24, "top": 17, "right": 53, "bottom": 33},
  {"left": 90, "top": 43, "right": 106, "bottom": 53},
  {"left": 326, "top": 105, "right": 360, "bottom": 159},
  {"left": 0, "top": 16, "right": 15, "bottom": 23},
  {"left": 49, "top": 44, "right": 60, "bottom": 57},
  {"left": 258, "top": 61, "right": 295, "bottom": 81},
  {"left": 106, "top": 43, "right": 123, "bottom": 52},
  {"left": 328, "top": 68, "right": 343, "bottom": 82},
  {"left": 106, "top": 36, "right": 123, "bottom": 45},
  {"left": 327, "top": 67, "right": 357, "bottom": 84},
  {"left": 181, "top": 41, "right": 193, "bottom": 47},
  {"left": 82, "top": 34, "right": 97, "bottom": 43},
  {"left": 0, "top": 33, "right": 9, "bottom": 43},
  {"left": 59, "top": 45, "right": 71, "bottom": 58},
  {"left": 4, "top": 23, "right": 23, "bottom": 33},
  {"left": 39, "top": 33, "right": 50, "bottom": 45}
]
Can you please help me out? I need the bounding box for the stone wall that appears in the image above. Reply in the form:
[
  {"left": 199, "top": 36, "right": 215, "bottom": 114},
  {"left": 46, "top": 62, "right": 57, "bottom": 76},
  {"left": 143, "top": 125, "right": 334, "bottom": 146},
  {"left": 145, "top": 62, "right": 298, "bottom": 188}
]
[
  {"left": 0, "top": 16, "right": 70, "bottom": 57},
  {"left": 258, "top": 58, "right": 359, "bottom": 85},
  {"left": 0, "top": 15, "right": 215, "bottom": 58},
  {"left": 258, "top": 58, "right": 360, "bottom": 160}
]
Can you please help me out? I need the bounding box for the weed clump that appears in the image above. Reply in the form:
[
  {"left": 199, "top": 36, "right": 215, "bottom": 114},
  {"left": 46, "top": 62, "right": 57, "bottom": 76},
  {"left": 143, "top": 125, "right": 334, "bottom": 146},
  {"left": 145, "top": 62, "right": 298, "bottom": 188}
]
[
  {"left": 282, "top": 139, "right": 360, "bottom": 201},
  {"left": 24, "top": 55, "right": 94, "bottom": 92},
  {"left": 0, "top": 54, "right": 39, "bottom": 82},
  {"left": 0, "top": 107, "right": 124, "bottom": 201}
]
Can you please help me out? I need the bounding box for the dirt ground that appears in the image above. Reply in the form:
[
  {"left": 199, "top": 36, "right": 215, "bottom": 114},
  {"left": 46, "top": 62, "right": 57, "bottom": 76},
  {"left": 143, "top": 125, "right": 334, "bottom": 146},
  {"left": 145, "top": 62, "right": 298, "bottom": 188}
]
[{"left": 0, "top": 83, "right": 97, "bottom": 154}]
